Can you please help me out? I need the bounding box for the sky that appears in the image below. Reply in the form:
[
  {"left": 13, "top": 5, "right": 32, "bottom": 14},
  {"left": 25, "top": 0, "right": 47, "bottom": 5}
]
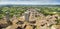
[{"left": 0, "top": 0, "right": 60, "bottom": 5}]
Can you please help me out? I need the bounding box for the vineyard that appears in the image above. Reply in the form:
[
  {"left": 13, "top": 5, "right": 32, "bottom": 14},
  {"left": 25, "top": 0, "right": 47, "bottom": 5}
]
[{"left": 0, "top": 5, "right": 60, "bottom": 29}]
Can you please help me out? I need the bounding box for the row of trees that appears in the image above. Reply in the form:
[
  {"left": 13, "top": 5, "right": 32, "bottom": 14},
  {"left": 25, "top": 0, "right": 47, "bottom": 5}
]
[{"left": 0, "top": 6, "right": 60, "bottom": 19}]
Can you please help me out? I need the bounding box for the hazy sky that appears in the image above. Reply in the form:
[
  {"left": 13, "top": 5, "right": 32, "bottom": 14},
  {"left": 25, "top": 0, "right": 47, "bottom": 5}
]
[{"left": 0, "top": 0, "right": 60, "bottom": 5}]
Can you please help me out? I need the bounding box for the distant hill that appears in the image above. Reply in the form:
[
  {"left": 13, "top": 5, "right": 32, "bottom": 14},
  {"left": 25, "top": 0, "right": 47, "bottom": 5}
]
[{"left": 0, "top": 5, "right": 60, "bottom": 7}]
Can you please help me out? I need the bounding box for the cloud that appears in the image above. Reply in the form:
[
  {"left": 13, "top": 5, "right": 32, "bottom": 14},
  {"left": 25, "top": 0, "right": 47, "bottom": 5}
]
[{"left": 0, "top": 0, "right": 60, "bottom": 5}]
